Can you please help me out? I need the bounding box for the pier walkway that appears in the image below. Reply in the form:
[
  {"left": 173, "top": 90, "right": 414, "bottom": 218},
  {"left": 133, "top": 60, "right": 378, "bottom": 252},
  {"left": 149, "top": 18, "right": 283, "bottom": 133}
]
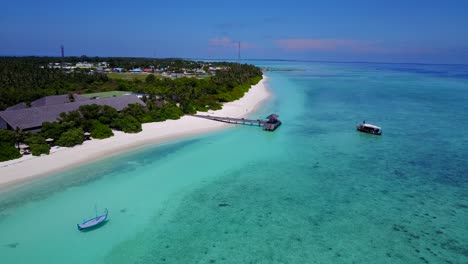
[
  {"left": 190, "top": 114, "right": 265, "bottom": 126},
  {"left": 190, "top": 114, "right": 281, "bottom": 131}
]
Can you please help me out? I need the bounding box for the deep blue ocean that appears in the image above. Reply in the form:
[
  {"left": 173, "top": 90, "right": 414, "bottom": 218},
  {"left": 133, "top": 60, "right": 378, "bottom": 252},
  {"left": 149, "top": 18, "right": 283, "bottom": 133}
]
[{"left": 0, "top": 61, "right": 467, "bottom": 263}]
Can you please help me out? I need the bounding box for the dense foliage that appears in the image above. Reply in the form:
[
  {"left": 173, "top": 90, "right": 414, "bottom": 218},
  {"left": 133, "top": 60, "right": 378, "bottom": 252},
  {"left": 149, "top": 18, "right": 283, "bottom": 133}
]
[
  {"left": 0, "top": 130, "right": 21, "bottom": 161},
  {"left": 24, "top": 134, "right": 50, "bottom": 156},
  {"left": 111, "top": 114, "right": 142, "bottom": 133},
  {"left": 39, "top": 103, "right": 183, "bottom": 146},
  {"left": 0, "top": 59, "right": 108, "bottom": 110},
  {"left": 41, "top": 122, "right": 66, "bottom": 141},
  {"left": 0, "top": 57, "right": 262, "bottom": 112},
  {"left": 0, "top": 130, "right": 16, "bottom": 145},
  {"left": 90, "top": 120, "right": 113, "bottom": 139},
  {"left": 145, "top": 103, "right": 185, "bottom": 122},
  {"left": 56, "top": 128, "right": 84, "bottom": 147},
  {"left": 0, "top": 130, "right": 50, "bottom": 159},
  {"left": 0, "top": 142, "right": 21, "bottom": 161}
]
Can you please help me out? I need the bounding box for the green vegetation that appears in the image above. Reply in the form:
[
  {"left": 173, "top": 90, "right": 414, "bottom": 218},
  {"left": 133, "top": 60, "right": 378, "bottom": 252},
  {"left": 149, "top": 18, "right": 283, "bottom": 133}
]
[
  {"left": 30, "top": 144, "right": 50, "bottom": 156},
  {"left": 111, "top": 114, "right": 142, "bottom": 133},
  {"left": 0, "top": 57, "right": 262, "bottom": 112},
  {"left": 41, "top": 122, "right": 66, "bottom": 141},
  {"left": 38, "top": 103, "right": 180, "bottom": 148},
  {"left": 81, "top": 91, "right": 131, "bottom": 98},
  {"left": 197, "top": 74, "right": 211, "bottom": 79},
  {"left": 0, "top": 142, "right": 21, "bottom": 161},
  {"left": 146, "top": 103, "right": 184, "bottom": 122},
  {"left": 24, "top": 134, "right": 50, "bottom": 156},
  {"left": 0, "top": 130, "right": 21, "bottom": 161},
  {"left": 56, "top": 128, "right": 84, "bottom": 147},
  {"left": 0, "top": 130, "right": 16, "bottom": 145},
  {"left": 0, "top": 58, "right": 108, "bottom": 110},
  {"left": 145, "top": 74, "right": 156, "bottom": 83},
  {"left": 216, "top": 75, "right": 262, "bottom": 102},
  {"left": 90, "top": 120, "right": 113, "bottom": 139},
  {"left": 0, "top": 128, "right": 49, "bottom": 157},
  {"left": 107, "top": 72, "right": 149, "bottom": 81}
]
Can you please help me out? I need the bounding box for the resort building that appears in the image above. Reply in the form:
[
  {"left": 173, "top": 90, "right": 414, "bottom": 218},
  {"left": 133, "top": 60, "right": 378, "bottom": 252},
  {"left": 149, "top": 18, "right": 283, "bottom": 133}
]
[
  {"left": 75, "top": 61, "right": 94, "bottom": 68},
  {"left": 5, "top": 94, "right": 91, "bottom": 111},
  {"left": 97, "top": 62, "right": 109, "bottom": 68},
  {"left": 0, "top": 95, "right": 145, "bottom": 132}
]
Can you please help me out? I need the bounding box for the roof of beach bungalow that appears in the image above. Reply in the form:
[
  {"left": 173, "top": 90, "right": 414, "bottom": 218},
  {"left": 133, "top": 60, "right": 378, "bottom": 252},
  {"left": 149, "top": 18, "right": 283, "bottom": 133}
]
[
  {"left": 5, "top": 94, "right": 90, "bottom": 111},
  {"left": 5, "top": 102, "right": 28, "bottom": 111},
  {"left": 0, "top": 95, "right": 145, "bottom": 131},
  {"left": 266, "top": 114, "right": 279, "bottom": 120},
  {"left": 31, "top": 94, "right": 90, "bottom": 107}
]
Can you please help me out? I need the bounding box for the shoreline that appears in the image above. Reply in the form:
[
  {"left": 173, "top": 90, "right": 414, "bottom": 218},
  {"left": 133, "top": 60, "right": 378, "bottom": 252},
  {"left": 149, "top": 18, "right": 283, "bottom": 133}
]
[{"left": 0, "top": 75, "right": 271, "bottom": 190}]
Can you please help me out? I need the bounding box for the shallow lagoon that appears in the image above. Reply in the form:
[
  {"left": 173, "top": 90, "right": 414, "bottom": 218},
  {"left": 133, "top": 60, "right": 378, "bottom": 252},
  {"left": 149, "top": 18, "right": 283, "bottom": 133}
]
[{"left": 1, "top": 61, "right": 467, "bottom": 263}]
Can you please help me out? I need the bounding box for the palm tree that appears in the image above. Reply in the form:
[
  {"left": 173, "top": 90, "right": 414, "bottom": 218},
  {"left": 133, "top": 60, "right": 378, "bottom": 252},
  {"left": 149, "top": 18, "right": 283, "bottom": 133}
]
[
  {"left": 14, "top": 127, "right": 24, "bottom": 150},
  {"left": 68, "top": 92, "right": 75, "bottom": 102}
]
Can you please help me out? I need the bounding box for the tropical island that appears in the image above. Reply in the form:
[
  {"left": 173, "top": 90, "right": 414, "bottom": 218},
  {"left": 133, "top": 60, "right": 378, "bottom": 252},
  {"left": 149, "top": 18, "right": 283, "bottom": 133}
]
[
  {"left": 0, "top": 57, "right": 266, "bottom": 167},
  {"left": 0, "top": 57, "right": 270, "bottom": 187}
]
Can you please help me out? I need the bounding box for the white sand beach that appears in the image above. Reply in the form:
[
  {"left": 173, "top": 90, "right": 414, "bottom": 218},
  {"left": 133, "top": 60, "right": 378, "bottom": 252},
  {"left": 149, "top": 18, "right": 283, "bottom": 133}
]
[{"left": 0, "top": 76, "right": 271, "bottom": 188}]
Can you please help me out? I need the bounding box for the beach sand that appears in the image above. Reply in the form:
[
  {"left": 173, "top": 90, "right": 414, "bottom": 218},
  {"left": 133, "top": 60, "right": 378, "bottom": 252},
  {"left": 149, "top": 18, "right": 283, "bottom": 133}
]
[{"left": 0, "top": 76, "right": 271, "bottom": 188}]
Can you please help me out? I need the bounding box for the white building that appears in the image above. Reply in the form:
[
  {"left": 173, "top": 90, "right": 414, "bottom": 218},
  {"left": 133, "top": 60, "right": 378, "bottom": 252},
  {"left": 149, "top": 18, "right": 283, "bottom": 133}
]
[
  {"left": 98, "top": 62, "right": 109, "bottom": 68},
  {"left": 76, "top": 61, "right": 94, "bottom": 68}
]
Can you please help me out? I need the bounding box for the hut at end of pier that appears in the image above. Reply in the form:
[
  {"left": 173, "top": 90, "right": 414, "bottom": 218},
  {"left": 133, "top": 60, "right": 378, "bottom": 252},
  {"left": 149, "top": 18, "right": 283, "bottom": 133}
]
[{"left": 263, "top": 114, "right": 281, "bottom": 131}]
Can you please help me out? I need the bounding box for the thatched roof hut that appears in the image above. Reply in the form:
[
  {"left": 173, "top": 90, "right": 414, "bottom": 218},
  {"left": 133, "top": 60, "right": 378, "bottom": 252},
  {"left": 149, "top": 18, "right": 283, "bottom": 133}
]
[{"left": 266, "top": 114, "right": 279, "bottom": 122}]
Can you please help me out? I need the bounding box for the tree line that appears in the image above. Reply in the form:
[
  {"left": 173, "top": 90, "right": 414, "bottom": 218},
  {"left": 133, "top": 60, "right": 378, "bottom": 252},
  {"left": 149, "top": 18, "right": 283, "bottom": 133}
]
[
  {"left": 0, "top": 57, "right": 261, "bottom": 111},
  {"left": 0, "top": 59, "right": 108, "bottom": 110}
]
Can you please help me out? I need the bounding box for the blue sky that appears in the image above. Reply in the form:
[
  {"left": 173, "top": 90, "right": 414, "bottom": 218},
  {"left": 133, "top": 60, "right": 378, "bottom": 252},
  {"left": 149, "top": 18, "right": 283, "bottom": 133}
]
[{"left": 1, "top": 0, "right": 467, "bottom": 64}]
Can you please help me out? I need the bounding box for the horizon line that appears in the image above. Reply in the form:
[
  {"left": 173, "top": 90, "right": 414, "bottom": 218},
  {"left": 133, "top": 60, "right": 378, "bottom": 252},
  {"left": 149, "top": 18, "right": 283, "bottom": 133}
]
[
  {"left": 192, "top": 58, "right": 468, "bottom": 67},
  {"left": 1, "top": 55, "right": 467, "bottom": 67}
]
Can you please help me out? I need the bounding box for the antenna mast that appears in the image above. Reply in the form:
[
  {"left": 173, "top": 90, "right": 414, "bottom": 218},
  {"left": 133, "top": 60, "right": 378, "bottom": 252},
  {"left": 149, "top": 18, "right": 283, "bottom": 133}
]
[
  {"left": 60, "top": 45, "right": 64, "bottom": 69},
  {"left": 237, "top": 41, "right": 241, "bottom": 64}
]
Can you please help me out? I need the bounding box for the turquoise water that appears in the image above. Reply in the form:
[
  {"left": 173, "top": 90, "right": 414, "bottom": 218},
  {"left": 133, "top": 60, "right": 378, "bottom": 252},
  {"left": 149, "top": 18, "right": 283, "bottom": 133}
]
[{"left": 1, "top": 61, "right": 467, "bottom": 263}]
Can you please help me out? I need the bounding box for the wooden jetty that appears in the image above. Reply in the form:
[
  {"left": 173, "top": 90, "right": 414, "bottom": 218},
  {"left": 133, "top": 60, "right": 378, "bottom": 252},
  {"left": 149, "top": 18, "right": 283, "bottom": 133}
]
[{"left": 190, "top": 114, "right": 281, "bottom": 131}]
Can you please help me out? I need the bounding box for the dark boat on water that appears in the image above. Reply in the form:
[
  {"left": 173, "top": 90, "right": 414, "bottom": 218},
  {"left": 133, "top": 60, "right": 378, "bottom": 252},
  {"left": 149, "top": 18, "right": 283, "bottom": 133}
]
[
  {"left": 77, "top": 208, "right": 108, "bottom": 231},
  {"left": 356, "top": 123, "right": 382, "bottom": 135}
]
